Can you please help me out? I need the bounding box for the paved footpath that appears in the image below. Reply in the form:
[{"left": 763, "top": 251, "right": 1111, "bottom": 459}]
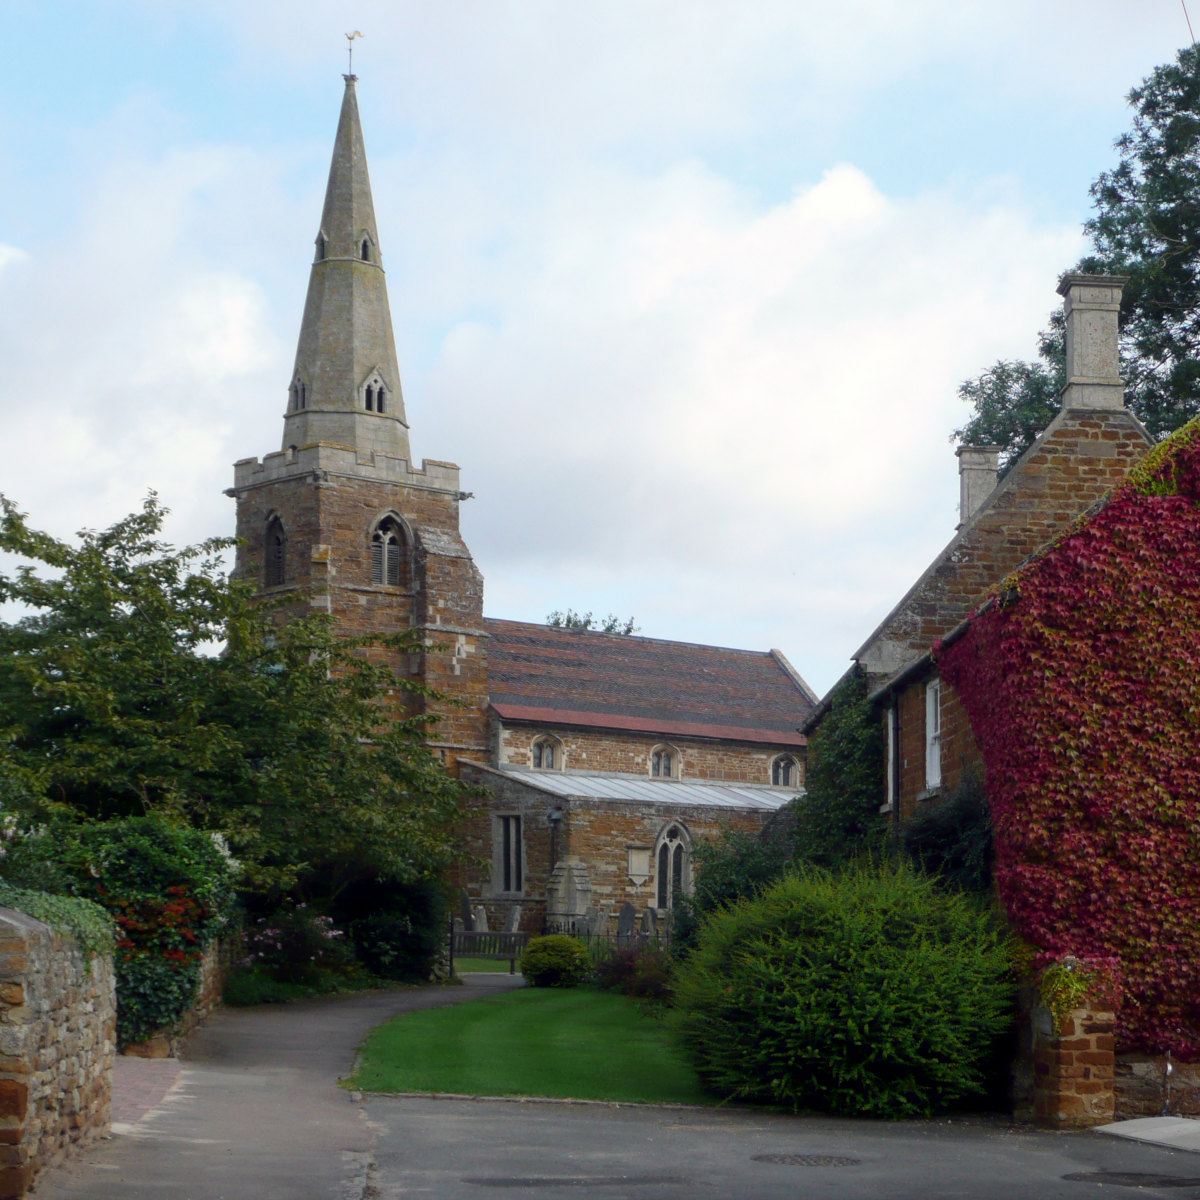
[
  {"left": 37, "top": 975, "right": 1200, "bottom": 1200},
  {"left": 37, "top": 974, "right": 525, "bottom": 1200}
]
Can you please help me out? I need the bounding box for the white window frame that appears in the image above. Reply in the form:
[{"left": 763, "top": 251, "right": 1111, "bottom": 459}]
[
  {"left": 925, "top": 679, "right": 942, "bottom": 790},
  {"left": 883, "top": 703, "right": 897, "bottom": 811}
]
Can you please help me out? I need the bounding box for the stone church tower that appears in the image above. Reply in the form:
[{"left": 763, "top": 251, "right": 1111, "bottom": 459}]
[{"left": 228, "top": 75, "right": 489, "bottom": 769}]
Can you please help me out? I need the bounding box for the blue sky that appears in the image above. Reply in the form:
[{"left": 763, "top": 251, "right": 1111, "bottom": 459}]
[{"left": 0, "top": 2, "right": 1193, "bottom": 695}]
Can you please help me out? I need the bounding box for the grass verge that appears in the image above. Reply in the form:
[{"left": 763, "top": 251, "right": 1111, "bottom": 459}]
[{"left": 348, "top": 986, "right": 711, "bottom": 1105}]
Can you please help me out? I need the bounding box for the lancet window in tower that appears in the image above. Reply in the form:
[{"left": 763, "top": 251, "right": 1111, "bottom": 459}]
[
  {"left": 289, "top": 378, "right": 307, "bottom": 411},
  {"left": 315, "top": 235, "right": 326, "bottom": 261},
  {"left": 370, "top": 517, "right": 406, "bottom": 587},
  {"left": 265, "top": 518, "right": 286, "bottom": 588},
  {"left": 364, "top": 378, "right": 387, "bottom": 414},
  {"left": 361, "top": 238, "right": 370, "bottom": 261}
]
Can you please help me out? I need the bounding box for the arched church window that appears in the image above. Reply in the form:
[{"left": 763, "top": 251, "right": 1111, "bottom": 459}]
[
  {"left": 366, "top": 386, "right": 376, "bottom": 412},
  {"left": 650, "top": 744, "right": 679, "bottom": 779},
  {"left": 655, "top": 824, "right": 691, "bottom": 910},
  {"left": 376, "top": 384, "right": 386, "bottom": 414},
  {"left": 315, "top": 235, "right": 326, "bottom": 261},
  {"left": 532, "top": 736, "right": 563, "bottom": 770},
  {"left": 370, "top": 517, "right": 406, "bottom": 587},
  {"left": 361, "top": 238, "right": 370, "bottom": 261},
  {"left": 771, "top": 754, "right": 800, "bottom": 788},
  {"left": 265, "top": 518, "right": 286, "bottom": 588}
]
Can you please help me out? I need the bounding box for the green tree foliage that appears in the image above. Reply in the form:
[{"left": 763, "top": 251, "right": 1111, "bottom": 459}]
[
  {"left": 673, "top": 667, "right": 885, "bottom": 953},
  {"left": 956, "top": 46, "right": 1200, "bottom": 461},
  {"left": 546, "top": 609, "right": 640, "bottom": 635},
  {"left": 790, "top": 665, "right": 886, "bottom": 868},
  {"left": 670, "top": 865, "right": 1014, "bottom": 1117},
  {"left": 0, "top": 494, "right": 468, "bottom": 905}
]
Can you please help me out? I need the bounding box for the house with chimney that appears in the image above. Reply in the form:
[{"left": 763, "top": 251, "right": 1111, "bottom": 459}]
[
  {"left": 804, "top": 274, "right": 1154, "bottom": 821},
  {"left": 227, "top": 75, "right": 816, "bottom": 935}
]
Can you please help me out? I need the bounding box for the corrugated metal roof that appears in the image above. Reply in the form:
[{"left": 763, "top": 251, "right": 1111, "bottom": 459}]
[{"left": 495, "top": 765, "right": 803, "bottom": 811}]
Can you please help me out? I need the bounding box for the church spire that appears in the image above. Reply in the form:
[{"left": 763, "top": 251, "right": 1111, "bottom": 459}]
[{"left": 282, "top": 75, "right": 411, "bottom": 461}]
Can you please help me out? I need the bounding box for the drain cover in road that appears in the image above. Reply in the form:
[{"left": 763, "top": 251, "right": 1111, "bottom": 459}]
[
  {"left": 465, "top": 1176, "right": 688, "bottom": 1188},
  {"left": 752, "top": 1153, "right": 860, "bottom": 1167},
  {"left": 1063, "top": 1171, "right": 1200, "bottom": 1189}
]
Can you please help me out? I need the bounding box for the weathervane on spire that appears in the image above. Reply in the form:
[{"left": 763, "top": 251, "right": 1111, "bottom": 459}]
[{"left": 346, "top": 30, "right": 363, "bottom": 77}]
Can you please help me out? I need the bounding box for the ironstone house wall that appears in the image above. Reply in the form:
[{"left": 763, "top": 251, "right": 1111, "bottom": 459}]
[{"left": 0, "top": 910, "right": 115, "bottom": 1200}]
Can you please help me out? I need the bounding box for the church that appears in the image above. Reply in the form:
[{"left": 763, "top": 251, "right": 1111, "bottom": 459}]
[{"left": 228, "top": 76, "right": 816, "bottom": 934}]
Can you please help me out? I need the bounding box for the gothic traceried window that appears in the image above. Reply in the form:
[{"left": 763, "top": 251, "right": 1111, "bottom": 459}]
[
  {"left": 370, "top": 516, "right": 406, "bottom": 587},
  {"left": 771, "top": 755, "right": 800, "bottom": 788},
  {"left": 655, "top": 824, "right": 691, "bottom": 910}
]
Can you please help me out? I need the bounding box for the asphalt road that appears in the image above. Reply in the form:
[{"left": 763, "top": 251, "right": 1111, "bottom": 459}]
[
  {"left": 364, "top": 1096, "right": 1200, "bottom": 1200},
  {"left": 36, "top": 974, "right": 1200, "bottom": 1200}
]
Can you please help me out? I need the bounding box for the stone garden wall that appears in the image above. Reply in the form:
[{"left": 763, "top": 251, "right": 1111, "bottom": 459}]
[{"left": 0, "top": 908, "right": 115, "bottom": 1199}]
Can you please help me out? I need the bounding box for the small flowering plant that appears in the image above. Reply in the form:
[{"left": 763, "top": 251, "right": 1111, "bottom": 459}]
[{"left": 243, "top": 902, "right": 353, "bottom": 985}]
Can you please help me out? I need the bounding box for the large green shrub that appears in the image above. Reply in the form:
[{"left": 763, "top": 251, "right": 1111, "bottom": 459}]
[
  {"left": 671, "top": 865, "right": 1014, "bottom": 1117},
  {"left": 519, "top": 935, "right": 591, "bottom": 988},
  {"left": 71, "top": 817, "right": 236, "bottom": 1046}
]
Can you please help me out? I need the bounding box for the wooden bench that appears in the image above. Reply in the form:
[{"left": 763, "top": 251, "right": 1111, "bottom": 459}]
[{"left": 450, "top": 929, "right": 529, "bottom": 975}]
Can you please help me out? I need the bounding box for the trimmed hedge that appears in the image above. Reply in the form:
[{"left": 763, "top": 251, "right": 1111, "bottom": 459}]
[
  {"left": 519, "top": 935, "right": 591, "bottom": 988},
  {"left": 671, "top": 865, "right": 1013, "bottom": 1117}
]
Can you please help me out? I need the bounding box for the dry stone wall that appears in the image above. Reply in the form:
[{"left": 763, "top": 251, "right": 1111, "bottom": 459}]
[{"left": 0, "top": 909, "right": 115, "bottom": 1199}]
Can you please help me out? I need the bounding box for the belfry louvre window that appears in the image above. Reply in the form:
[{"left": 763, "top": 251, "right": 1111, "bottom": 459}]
[
  {"left": 500, "top": 815, "right": 522, "bottom": 893},
  {"left": 371, "top": 518, "right": 405, "bottom": 586},
  {"left": 265, "top": 518, "right": 285, "bottom": 587},
  {"left": 364, "top": 381, "right": 387, "bottom": 413}
]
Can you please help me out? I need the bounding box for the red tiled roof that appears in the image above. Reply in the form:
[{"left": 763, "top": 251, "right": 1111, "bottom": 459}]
[{"left": 484, "top": 618, "right": 813, "bottom": 746}]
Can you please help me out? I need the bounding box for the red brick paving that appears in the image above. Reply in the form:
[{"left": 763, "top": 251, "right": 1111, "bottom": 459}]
[{"left": 111, "top": 1057, "right": 181, "bottom": 1127}]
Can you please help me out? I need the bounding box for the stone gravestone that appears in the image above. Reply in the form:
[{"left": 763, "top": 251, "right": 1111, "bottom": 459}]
[
  {"left": 459, "top": 889, "right": 474, "bottom": 932},
  {"left": 505, "top": 906, "right": 522, "bottom": 933},
  {"left": 617, "top": 901, "right": 637, "bottom": 944},
  {"left": 641, "top": 907, "right": 657, "bottom": 937},
  {"left": 472, "top": 905, "right": 490, "bottom": 933}
]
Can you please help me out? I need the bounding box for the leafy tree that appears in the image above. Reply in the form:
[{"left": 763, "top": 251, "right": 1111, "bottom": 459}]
[
  {"left": 0, "top": 494, "right": 468, "bottom": 905},
  {"left": 546, "top": 608, "right": 640, "bottom": 635},
  {"left": 956, "top": 45, "right": 1200, "bottom": 461}
]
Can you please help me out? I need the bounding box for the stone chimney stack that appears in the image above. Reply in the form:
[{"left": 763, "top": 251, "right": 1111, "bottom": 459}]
[
  {"left": 1056, "top": 273, "right": 1128, "bottom": 411},
  {"left": 956, "top": 444, "right": 1001, "bottom": 528}
]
